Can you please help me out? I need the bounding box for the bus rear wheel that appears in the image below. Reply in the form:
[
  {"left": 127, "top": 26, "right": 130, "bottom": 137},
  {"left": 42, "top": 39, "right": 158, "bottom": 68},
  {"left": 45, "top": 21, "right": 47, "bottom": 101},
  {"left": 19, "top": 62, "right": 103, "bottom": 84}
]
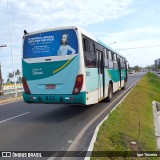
[{"left": 106, "top": 84, "right": 113, "bottom": 102}]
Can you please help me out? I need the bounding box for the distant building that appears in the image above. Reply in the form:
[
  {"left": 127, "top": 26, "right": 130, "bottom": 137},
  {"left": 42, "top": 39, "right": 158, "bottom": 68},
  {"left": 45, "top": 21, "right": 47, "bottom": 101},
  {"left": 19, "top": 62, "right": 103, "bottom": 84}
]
[{"left": 155, "top": 58, "right": 160, "bottom": 67}]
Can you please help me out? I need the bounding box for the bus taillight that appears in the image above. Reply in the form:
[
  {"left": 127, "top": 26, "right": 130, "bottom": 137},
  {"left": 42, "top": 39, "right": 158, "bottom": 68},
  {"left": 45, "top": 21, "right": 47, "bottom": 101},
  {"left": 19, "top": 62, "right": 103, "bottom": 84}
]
[
  {"left": 22, "top": 77, "right": 31, "bottom": 94},
  {"left": 72, "top": 74, "right": 83, "bottom": 95}
]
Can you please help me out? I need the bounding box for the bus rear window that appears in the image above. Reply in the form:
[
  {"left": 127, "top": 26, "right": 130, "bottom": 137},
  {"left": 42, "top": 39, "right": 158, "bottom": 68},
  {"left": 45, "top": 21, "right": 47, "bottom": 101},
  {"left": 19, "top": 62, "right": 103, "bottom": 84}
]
[{"left": 23, "top": 29, "right": 78, "bottom": 59}]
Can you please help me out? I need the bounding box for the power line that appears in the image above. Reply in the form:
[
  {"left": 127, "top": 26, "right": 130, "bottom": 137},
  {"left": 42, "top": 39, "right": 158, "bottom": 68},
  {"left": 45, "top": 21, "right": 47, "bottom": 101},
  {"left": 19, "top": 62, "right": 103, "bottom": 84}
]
[{"left": 116, "top": 44, "right": 160, "bottom": 50}]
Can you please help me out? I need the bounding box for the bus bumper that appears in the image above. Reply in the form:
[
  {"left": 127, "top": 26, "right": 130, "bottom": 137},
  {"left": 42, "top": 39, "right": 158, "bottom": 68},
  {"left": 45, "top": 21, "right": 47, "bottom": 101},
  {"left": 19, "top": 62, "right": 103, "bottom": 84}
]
[{"left": 23, "top": 92, "right": 86, "bottom": 105}]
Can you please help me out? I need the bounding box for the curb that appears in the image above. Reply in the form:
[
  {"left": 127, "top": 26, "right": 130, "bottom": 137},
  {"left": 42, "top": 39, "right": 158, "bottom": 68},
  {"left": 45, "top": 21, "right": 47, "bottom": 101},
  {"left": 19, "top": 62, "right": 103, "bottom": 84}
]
[
  {"left": 84, "top": 77, "right": 142, "bottom": 160},
  {"left": 152, "top": 101, "right": 160, "bottom": 150}
]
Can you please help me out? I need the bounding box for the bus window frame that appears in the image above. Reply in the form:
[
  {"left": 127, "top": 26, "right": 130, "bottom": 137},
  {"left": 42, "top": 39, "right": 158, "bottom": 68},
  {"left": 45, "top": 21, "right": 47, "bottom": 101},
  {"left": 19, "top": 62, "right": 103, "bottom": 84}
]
[
  {"left": 82, "top": 36, "right": 97, "bottom": 68},
  {"left": 104, "top": 49, "right": 109, "bottom": 68},
  {"left": 107, "top": 50, "right": 114, "bottom": 69},
  {"left": 113, "top": 53, "right": 118, "bottom": 69}
]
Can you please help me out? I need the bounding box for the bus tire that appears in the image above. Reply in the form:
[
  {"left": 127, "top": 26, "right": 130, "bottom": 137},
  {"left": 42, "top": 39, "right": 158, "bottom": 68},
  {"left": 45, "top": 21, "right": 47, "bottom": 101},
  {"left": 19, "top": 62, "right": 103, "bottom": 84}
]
[{"left": 106, "top": 83, "right": 113, "bottom": 102}]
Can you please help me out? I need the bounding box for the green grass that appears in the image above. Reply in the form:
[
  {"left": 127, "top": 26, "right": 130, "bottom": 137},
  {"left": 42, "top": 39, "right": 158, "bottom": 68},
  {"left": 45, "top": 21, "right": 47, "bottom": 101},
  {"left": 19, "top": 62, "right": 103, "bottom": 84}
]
[{"left": 92, "top": 73, "right": 160, "bottom": 160}]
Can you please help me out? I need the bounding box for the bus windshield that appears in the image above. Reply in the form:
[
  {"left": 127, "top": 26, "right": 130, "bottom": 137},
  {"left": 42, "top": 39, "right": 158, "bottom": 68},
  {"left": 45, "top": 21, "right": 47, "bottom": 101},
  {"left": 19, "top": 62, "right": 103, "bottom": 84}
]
[{"left": 23, "top": 29, "right": 78, "bottom": 59}]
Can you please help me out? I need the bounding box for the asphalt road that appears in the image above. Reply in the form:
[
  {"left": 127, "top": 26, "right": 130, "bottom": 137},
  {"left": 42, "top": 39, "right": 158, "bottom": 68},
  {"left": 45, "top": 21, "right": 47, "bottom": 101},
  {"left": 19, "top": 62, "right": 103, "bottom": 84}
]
[{"left": 0, "top": 72, "right": 145, "bottom": 159}]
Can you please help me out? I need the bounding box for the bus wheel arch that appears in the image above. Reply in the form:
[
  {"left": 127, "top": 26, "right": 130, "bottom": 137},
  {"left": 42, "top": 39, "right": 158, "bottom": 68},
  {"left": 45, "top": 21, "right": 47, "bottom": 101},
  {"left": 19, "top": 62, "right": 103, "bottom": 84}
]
[{"left": 106, "top": 81, "right": 113, "bottom": 102}]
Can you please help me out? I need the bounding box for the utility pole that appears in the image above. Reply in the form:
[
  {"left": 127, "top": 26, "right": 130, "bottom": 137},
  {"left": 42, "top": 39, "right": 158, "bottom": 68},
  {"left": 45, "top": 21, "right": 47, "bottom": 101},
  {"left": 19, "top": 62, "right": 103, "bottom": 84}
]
[{"left": 7, "top": 0, "right": 17, "bottom": 97}]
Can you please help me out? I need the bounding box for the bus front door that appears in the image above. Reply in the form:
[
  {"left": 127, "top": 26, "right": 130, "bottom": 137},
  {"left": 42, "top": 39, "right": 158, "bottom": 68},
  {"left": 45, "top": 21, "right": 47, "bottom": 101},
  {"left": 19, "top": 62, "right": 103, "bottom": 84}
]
[{"left": 97, "top": 50, "right": 104, "bottom": 101}]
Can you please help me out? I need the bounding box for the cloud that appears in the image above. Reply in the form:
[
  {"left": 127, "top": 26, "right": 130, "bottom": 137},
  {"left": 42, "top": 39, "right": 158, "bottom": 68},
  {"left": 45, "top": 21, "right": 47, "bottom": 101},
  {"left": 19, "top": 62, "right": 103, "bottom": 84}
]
[
  {"left": 150, "top": 11, "right": 156, "bottom": 15},
  {"left": 93, "top": 26, "right": 160, "bottom": 67},
  {"left": 5, "top": 0, "right": 134, "bottom": 29},
  {"left": 95, "top": 26, "right": 160, "bottom": 44},
  {"left": 0, "top": 0, "right": 135, "bottom": 81},
  {"left": 3, "top": 0, "right": 160, "bottom": 80},
  {"left": 1, "top": 0, "right": 135, "bottom": 50}
]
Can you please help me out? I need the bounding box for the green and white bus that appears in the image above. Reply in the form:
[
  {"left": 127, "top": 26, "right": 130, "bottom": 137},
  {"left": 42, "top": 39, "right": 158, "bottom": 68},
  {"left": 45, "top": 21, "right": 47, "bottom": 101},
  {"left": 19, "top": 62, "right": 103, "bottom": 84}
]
[{"left": 22, "top": 26, "right": 128, "bottom": 105}]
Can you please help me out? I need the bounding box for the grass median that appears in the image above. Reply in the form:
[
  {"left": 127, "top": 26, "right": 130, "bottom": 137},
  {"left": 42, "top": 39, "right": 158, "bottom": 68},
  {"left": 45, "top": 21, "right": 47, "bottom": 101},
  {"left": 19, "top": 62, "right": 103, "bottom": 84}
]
[{"left": 91, "top": 72, "right": 160, "bottom": 159}]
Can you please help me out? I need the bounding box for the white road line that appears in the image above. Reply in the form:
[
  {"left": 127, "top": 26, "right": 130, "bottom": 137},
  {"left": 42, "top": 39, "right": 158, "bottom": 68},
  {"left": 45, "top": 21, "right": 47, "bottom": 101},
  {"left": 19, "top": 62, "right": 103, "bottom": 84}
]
[{"left": 0, "top": 112, "right": 30, "bottom": 124}]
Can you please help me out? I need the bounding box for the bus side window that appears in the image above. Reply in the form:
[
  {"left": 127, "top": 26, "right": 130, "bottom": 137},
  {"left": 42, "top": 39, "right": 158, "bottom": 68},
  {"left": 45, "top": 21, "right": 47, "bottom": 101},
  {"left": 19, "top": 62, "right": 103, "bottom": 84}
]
[
  {"left": 113, "top": 53, "right": 118, "bottom": 69},
  {"left": 104, "top": 49, "right": 109, "bottom": 68},
  {"left": 83, "top": 38, "right": 96, "bottom": 68},
  {"left": 120, "top": 57, "right": 124, "bottom": 68},
  {"left": 123, "top": 58, "right": 126, "bottom": 69},
  {"left": 83, "top": 38, "right": 90, "bottom": 52},
  {"left": 107, "top": 51, "right": 113, "bottom": 68}
]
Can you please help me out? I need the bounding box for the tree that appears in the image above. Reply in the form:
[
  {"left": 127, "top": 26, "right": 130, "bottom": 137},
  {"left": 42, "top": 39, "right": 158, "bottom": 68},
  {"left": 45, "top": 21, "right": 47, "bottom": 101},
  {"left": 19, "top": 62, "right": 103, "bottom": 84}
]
[
  {"left": 134, "top": 65, "right": 140, "bottom": 72},
  {"left": 128, "top": 66, "right": 133, "bottom": 73},
  {"left": 6, "top": 78, "right": 10, "bottom": 84},
  {"left": 8, "top": 72, "right": 14, "bottom": 83},
  {"left": 6, "top": 69, "right": 22, "bottom": 84},
  {"left": 15, "top": 69, "right": 21, "bottom": 82},
  {"left": 15, "top": 69, "right": 21, "bottom": 76},
  {"left": 17, "top": 77, "right": 22, "bottom": 83}
]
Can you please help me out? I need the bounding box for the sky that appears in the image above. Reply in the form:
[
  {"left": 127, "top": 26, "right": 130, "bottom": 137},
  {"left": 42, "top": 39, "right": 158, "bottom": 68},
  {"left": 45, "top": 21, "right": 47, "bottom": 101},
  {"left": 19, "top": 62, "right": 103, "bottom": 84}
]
[{"left": 0, "top": 0, "right": 160, "bottom": 81}]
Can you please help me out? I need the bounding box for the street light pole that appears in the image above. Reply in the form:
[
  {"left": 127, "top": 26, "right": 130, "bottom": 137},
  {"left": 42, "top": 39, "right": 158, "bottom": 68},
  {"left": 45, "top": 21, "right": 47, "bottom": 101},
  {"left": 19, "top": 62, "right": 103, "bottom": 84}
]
[{"left": 7, "top": 0, "right": 17, "bottom": 97}]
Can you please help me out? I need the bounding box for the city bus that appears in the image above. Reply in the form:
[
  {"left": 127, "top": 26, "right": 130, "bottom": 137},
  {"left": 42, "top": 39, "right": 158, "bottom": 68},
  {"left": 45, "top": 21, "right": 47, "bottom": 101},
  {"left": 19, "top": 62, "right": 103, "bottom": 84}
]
[{"left": 22, "top": 26, "right": 128, "bottom": 105}]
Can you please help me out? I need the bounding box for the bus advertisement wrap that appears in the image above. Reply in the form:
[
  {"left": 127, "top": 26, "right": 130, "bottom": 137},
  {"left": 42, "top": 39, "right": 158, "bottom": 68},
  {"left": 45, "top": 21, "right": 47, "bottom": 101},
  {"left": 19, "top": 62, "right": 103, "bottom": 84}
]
[{"left": 23, "top": 29, "right": 78, "bottom": 58}]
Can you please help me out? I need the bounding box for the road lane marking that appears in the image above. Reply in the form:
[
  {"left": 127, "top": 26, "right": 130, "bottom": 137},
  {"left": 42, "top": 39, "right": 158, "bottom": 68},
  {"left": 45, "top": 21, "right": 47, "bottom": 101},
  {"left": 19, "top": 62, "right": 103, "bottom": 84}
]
[
  {"left": 68, "top": 140, "right": 73, "bottom": 143},
  {"left": 0, "top": 112, "right": 30, "bottom": 124}
]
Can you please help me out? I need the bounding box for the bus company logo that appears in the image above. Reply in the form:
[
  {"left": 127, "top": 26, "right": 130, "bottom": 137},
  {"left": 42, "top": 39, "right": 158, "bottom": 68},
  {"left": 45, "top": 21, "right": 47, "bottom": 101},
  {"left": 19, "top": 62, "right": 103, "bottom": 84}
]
[{"left": 32, "top": 68, "right": 43, "bottom": 75}]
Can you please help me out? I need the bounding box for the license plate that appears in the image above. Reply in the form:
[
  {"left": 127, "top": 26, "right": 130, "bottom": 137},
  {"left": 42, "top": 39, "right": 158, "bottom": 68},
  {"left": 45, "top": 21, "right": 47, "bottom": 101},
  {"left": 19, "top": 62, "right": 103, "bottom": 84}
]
[{"left": 45, "top": 84, "right": 56, "bottom": 89}]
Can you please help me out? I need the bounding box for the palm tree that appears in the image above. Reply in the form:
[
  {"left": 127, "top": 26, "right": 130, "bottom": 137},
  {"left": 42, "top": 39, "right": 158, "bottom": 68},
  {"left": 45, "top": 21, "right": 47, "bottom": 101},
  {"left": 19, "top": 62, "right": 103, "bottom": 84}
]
[
  {"left": 6, "top": 78, "right": 10, "bottom": 84},
  {"left": 8, "top": 72, "right": 14, "bottom": 83},
  {"left": 15, "top": 69, "right": 21, "bottom": 83}
]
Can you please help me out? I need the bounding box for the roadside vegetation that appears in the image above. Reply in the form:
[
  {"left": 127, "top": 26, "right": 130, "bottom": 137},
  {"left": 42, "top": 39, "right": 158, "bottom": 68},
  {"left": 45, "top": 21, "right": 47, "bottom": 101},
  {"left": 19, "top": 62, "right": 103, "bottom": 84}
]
[{"left": 92, "top": 72, "right": 160, "bottom": 160}]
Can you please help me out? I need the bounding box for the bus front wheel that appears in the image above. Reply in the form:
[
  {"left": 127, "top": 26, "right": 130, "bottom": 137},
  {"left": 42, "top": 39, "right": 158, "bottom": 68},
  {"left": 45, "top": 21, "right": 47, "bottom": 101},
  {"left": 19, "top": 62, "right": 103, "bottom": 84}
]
[{"left": 106, "top": 84, "right": 113, "bottom": 102}]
